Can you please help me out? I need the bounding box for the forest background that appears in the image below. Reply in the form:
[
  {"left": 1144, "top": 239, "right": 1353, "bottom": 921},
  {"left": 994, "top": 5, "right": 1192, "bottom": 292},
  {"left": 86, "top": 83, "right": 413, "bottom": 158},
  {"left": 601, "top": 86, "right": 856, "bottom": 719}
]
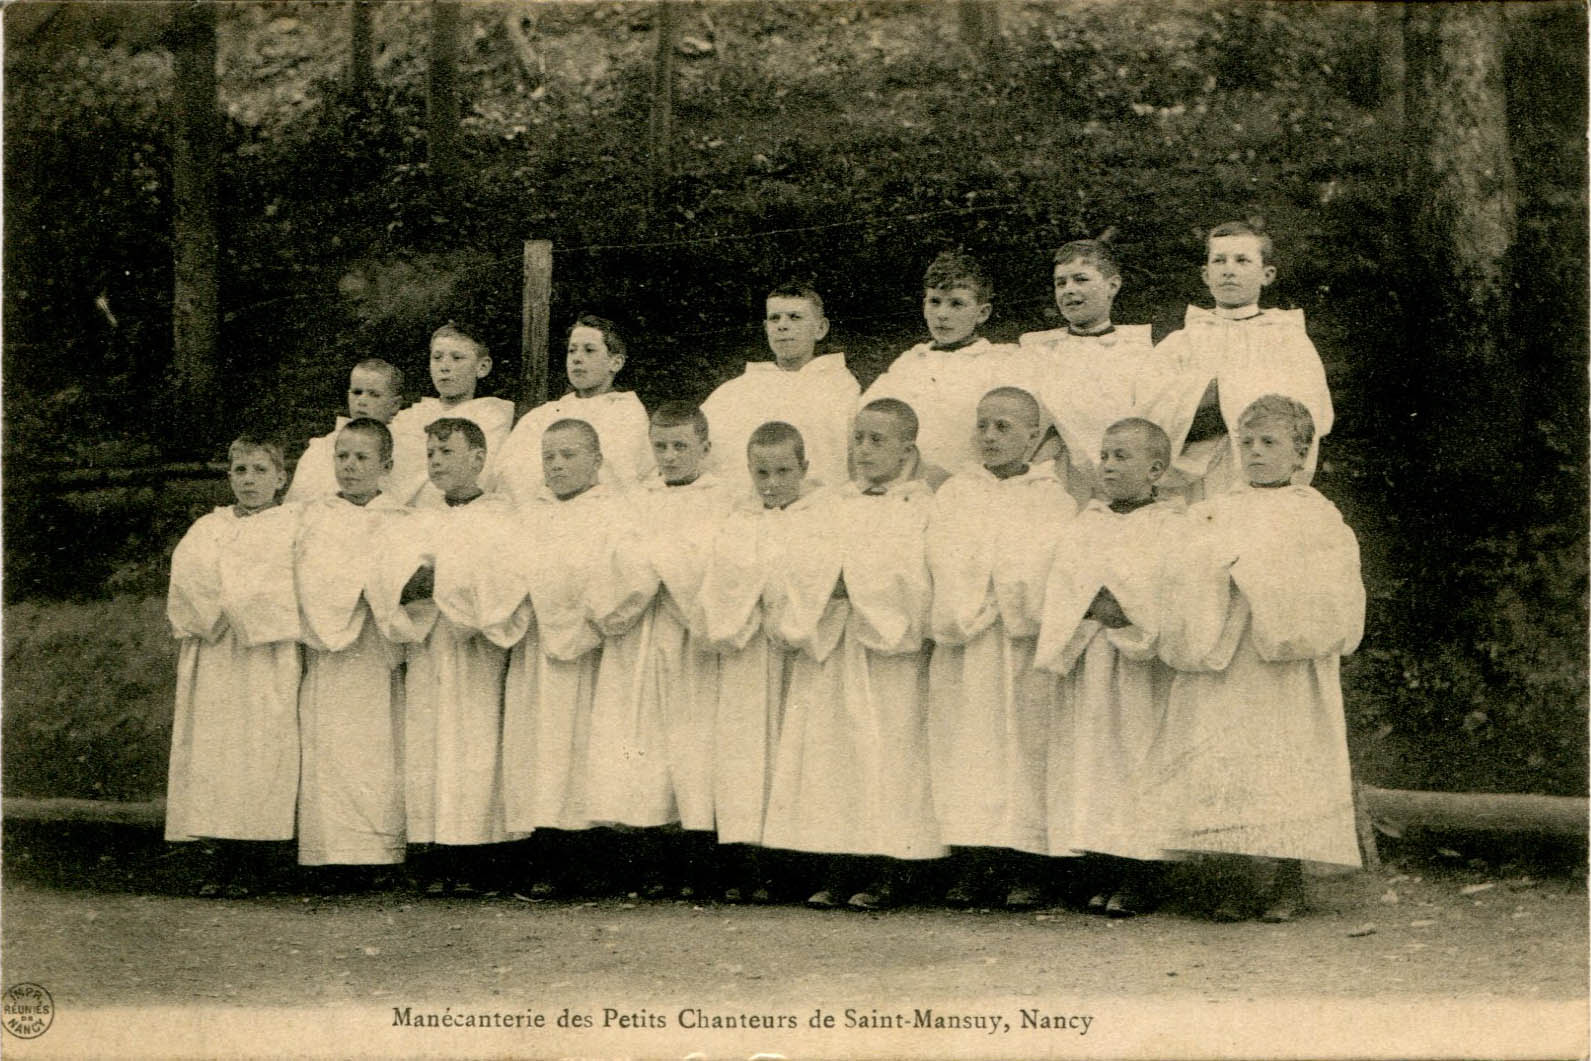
[{"left": 3, "top": 0, "right": 1585, "bottom": 807}]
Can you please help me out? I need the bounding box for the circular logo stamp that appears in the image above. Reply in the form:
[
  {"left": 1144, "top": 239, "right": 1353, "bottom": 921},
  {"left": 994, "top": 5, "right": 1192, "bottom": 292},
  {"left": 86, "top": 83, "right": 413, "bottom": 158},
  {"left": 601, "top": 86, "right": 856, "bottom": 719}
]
[{"left": 2, "top": 983, "right": 54, "bottom": 1039}]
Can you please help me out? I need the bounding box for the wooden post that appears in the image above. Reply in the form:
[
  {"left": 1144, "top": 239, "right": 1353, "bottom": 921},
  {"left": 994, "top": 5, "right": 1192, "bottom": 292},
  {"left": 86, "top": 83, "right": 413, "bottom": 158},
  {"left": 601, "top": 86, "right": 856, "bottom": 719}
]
[
  {"left": 171, "top": 0, "right": 220, "bottom": 443},
  {"left": 520, "top": 239, "right": 553, "bottom": 413},
  {"left": 427, "top": 0, "right": 461, "bottom": 182},
  {"left": 349, "top": 0, "right": 373, "bottom": 97},
  {"left": 648, "top": 0, "right": 677, "bottom": 213}
]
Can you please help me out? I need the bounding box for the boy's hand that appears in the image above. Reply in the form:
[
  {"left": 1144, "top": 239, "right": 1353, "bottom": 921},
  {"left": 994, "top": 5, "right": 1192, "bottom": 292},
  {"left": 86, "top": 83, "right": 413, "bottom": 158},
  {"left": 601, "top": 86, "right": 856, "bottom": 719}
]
[
  {"left": 1085, "top": 586, "right": 1130, "bottom": 628},
  {"left": 400, "top": 564, "right": 436, "bottom": 605}
]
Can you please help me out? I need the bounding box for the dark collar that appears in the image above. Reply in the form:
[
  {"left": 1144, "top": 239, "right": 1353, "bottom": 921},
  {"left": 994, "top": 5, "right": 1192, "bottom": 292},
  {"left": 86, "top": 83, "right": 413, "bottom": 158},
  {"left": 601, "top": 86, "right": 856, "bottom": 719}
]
[{"left": 1108, "top": 494, "right": 1156, "bottom": 515}]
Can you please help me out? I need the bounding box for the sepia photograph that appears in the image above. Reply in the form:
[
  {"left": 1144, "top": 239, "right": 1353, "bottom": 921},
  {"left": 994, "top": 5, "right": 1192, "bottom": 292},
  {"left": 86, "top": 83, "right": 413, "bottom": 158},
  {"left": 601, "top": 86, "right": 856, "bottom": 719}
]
[{"left": 1, "top": 1, "right": 1586, "bottom": 1057}]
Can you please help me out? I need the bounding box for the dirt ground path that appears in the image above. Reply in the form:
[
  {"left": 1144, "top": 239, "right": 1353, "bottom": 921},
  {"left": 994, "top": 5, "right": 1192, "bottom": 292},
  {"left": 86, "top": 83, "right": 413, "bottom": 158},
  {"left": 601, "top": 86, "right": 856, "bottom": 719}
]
[{"left": 1, "top": 826, "right": 1585, "bottom": 1058}]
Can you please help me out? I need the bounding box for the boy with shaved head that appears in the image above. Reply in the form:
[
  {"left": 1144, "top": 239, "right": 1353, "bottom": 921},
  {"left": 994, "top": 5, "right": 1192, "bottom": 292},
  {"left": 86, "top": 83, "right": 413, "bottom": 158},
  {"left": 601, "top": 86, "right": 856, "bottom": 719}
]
[
  {"left": 763, "top": 398, "right": 944, "bottom": 910},
  {"left": 926, "top": 387, "right": 1076, "bottom": 908},
  {"left": 1036, "top": 417, "right": 1185, "bottom": 916}
]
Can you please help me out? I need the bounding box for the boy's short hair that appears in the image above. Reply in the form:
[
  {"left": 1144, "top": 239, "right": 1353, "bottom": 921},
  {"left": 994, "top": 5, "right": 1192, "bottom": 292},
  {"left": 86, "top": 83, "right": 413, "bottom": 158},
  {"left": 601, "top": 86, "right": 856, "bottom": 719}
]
[
  {"left": 425, "top": 416, "right": 488, "bottom": 452},
  {"left": 766, "top": 279, "right": 825, "bottom": 318},
  {"left": 858, "top": 397, "right": 920, "bottom": 442},
  {"left": 228, "top": 435, "right": 286, "bottom": 473},
  {"left": 545, "top": 417, "right": 602, "bottom": 454},
  {"left": 342, "top": 416, "right": 394, "bottom": 464},
  {"left": 571, "top": 313, "right": 627, "bottom": 363},
  {"left": 980, "top": 386, "right": 1043, "bottom": 426},
  {"left": 1238, "top": 394, "right": 1315, "bottom": 456},
  {"left": 1207, "top": 219, "right": 1275, "bottom": 265},
  {"left": 431, "top": 321, "right": 487, "bottom": 359},
  {"left": 1053, "top": 238, "right": 1120, "bottom": 280},
  {"left": 353, "top": 357, "right": 405, "bottom": 396},
  {"left": 747, "top": 420, "right": 807, "bottom": 464},
  {"left": 1103, "top": 417, "right": 1171, "bottom": 468},
  {"left": 923, "top": 250, "right": 994, "bottom": 303},
  {"left": 650, "top": 400, "right": 710, "bottom": 442}
]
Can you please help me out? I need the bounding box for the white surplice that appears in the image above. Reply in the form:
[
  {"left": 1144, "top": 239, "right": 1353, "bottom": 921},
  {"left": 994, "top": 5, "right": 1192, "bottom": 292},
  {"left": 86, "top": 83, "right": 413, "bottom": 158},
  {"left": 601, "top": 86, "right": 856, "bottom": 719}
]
[
  {"left": 489, "top": 391, "right": 652, "bottom": 505},
  {"left": 1147, "top": 484, "right": 1365, "bottom": 867},
  {"left": 1035, "top": 497, "right": 1185, "bottom": 860},
  {"left": 294, "top": 493, "right": 409, "bottom": 865},
  {"left": 701, "top": 353, "right": 860, "bottom": 492},
  {"left": 926, "top": 463, "right": 1076, "bottom": 854},
  {"left": 165, "top": 503, "right": 303, "bottom": 842},
  {"left": 762, "top": 479, "right": 945, "bottom": 860}
]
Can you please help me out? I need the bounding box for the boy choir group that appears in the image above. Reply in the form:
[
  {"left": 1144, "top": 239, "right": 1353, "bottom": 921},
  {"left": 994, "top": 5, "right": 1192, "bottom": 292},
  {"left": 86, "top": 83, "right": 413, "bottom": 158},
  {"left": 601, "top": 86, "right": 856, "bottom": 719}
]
[{"left": 166, "top": 221, "right": 1364, "bottom": 924}]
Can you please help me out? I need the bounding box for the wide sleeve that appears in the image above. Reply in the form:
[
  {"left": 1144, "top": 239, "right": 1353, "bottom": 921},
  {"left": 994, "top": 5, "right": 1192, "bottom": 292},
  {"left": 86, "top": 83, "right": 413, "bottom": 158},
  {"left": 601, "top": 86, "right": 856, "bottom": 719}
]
[
  {"left": 766, "top": 495, "right": 849, "bottom": 662},
  {"left": 699, "top": 507, "right": 767, "bottom": 652},
  {"left": 1156, "top": 504, "right": 1248, "bottom": 672},
  {"left": 366, "top": 508, "right": 439, "bottom": 644},
  {"left": 167, "top": 511, "right": 228, "bottom": 643},
  {"left": 586, "top": 495, "right": 660, "bottom": 637},
  {"left": 925, "top": 477, "right": 999, "bottom": 645},
  {"left": 1231, "top": 491, "right": 1363, "bottom": 661},
  {"left": 605, "top": 394, "right": 656, "bottom": 488},
  {"left": 294, "top": 501, "right": 380, "bottom": 652},
  {"left": 523, "top": 497, "right": 607, "bottom": 661},
  {"left": 992, "top": 478, "right": 1076, "bottom": 637},
  {"left": 437, "top": 504, "right": 533, "bottom": 648},
  {"left": 384, "top": 402, "right": 435, "bottom": 507},
  {"left": 1033, "top": 518, "right": 1105, "bottom": 675},
  {"left": 217, "top": 504, "right": 302, "bottom": 646},
  {"left": 842, "top": 489, "right": 933, "bottom": 655}
]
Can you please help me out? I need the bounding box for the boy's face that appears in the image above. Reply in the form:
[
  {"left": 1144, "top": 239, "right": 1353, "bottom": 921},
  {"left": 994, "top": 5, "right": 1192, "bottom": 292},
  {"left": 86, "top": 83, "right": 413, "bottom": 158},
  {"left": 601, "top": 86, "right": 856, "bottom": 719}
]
[
  {"left": 427, "top": 431, "right": 486, "bottom": 497},
  {"left": 430, "top": 335, "right": 490, "bottom": 403},
  {"left": 748, "top": 441, "right": 807, "bottom": 509},
  {"left": 1202, "top": 234, "right": 1276, "bottom": 309},
  {"left": 1098, "top": 428, "right": 1163, "bottom": 503},
  {"left": 542, "top": 427, "right": 602, "bottom": 499},
  {"left": 335, "top": 428, "right": 391, "bottom": 499},
  {"left": 922, "top": 285, "right": 991, "bottom": 347},
  {"left": 228, "top": 447, "right": 286, "bottom": 510},
  {"left": 650, "top": 422, "right": 709, "bottom": 485},
  {"left": 347, "top": 366, "right": 402, "bottom": 423},
  {"left": 1052, "top": 259, "right": 1120, "bottom": 332},
  {"left": 1238, "top": 416, "right": 1304, "bottom": 486},
  {"left": 975, "top": 394, "right": 1041, "bottom": 469},
  {"left": 851, "top": 409, "right": 914, "bottom": 487},
  {"left": 566, "top": 325, "right": 624, "bottom": 398},
  {"left": 764, "top": 296, "right": 829, "bottom": 370}
]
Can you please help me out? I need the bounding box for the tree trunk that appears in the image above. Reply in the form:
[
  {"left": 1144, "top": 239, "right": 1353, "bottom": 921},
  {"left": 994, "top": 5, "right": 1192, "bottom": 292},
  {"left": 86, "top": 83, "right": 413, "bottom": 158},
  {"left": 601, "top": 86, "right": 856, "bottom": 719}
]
[
  {"left": 427, "top": 0, "right": 461, "bottom": 183},
  {"left": 171, "top": 0, "right": 220, "bottom": 443},
  {"left": 348, "top": 0, "right": 373, "bottom": 97},
  {"left": 648, "top": 0, "right": 677, "bottom": 214},
  {"left": 1402, "top": 2, "right": 1518, "bottom": 511}
]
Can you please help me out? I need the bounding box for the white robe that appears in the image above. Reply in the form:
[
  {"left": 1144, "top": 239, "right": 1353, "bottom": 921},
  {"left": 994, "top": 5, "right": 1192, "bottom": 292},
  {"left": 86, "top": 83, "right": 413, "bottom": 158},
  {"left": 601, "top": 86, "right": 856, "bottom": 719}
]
[
  {"left": 701, "top": 353, "right": 860, "bottom": 491},
  {"left": 1151, "top": 306, "right": 1334, "bottom": 499},
  {"left": 387, "top": 396, "right": 516, "bottom": 506},
  {"left": 926, "top": 463, "right": 1076, "bottom": 854},
  {"left": 284, "top": 420, "right": 346, "bottom": 503},
  {"left": 1147, "top": 484, "right": 1364, "bottom": 867},
  {"left": 463, "top": 484, "right": 622, "bottom": 833},
  {"left": 1016, "top": 325, "right": 1175, "bottom": 505},
  {"left": 860, "top": 338, "right": 1029, "bottom": 476},
  {"left": 1035, "top": 498, "right": 1184, "bottom": 860},
  {"left": 585, "top": 475, "right": 733, "bottom": 830},
  {"left": 294, "top": 493, "right": 409, "bottom": 865},
  {"left": 698, "top": 487, "right": 833, "bottom": 845},
  {"left": 165, "top": 504, "right": 302, "bottom": 842},
  {"left": 762, "top": 480, "right": 944, "bottom": 860},
  {"left": 490, "top": 391, "right": 652, "bottom": 505},
  {"left": 369, "top": 495, "right": 513, "bottom": 846}
]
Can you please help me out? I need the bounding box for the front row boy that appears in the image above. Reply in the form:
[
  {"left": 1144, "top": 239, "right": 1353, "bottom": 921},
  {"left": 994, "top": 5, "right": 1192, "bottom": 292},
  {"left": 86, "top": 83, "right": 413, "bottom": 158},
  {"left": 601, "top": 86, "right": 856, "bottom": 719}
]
[
  {"left": 763, "top": 398, "right": 945, "bottom": 909},
  {"left": 166, "top": 437, "right": 301, "bottom": 897},
  {"left": 1148, "top": 395, "right": 1364, "bottom": 921}
]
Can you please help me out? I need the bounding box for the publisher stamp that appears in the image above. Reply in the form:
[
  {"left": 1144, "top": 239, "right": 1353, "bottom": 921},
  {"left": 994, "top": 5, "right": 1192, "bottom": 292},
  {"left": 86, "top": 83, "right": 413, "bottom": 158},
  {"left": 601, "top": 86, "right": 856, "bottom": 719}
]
[{"left": 2, "top": 983, "right": 54, "bottom": 1039}]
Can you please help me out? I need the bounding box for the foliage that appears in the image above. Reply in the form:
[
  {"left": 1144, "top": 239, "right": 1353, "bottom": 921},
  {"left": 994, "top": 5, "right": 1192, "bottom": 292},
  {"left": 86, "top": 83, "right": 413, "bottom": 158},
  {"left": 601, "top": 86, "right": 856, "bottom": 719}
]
[{"left": 1, "top": 0, "right": 1585, "bottom": 797}]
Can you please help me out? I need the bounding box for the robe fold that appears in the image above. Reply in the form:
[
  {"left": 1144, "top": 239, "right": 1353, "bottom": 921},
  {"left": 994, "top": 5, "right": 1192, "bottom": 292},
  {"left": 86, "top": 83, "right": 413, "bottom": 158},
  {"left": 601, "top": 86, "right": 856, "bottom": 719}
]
[
  {"left": 1035, "top": 498, "right": 1185, "bottom": 860},
  {"left": 165, "top": 504, "right": 303, "bottom": 842},
  {"left": 926, "top": 463, "right": 1075, "bottom": 854},
  {"left": 763, "top": 480, "right": 944, "bottom": 860},
  {"left": 294, "top": 494, "right": 408, "bottom": 865},
  {"left": 1146, "top": 484, "right": 1364, "bottom": 867},
  {"left": 701, "top": 353, "right": 860, "bottom": 491}
]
